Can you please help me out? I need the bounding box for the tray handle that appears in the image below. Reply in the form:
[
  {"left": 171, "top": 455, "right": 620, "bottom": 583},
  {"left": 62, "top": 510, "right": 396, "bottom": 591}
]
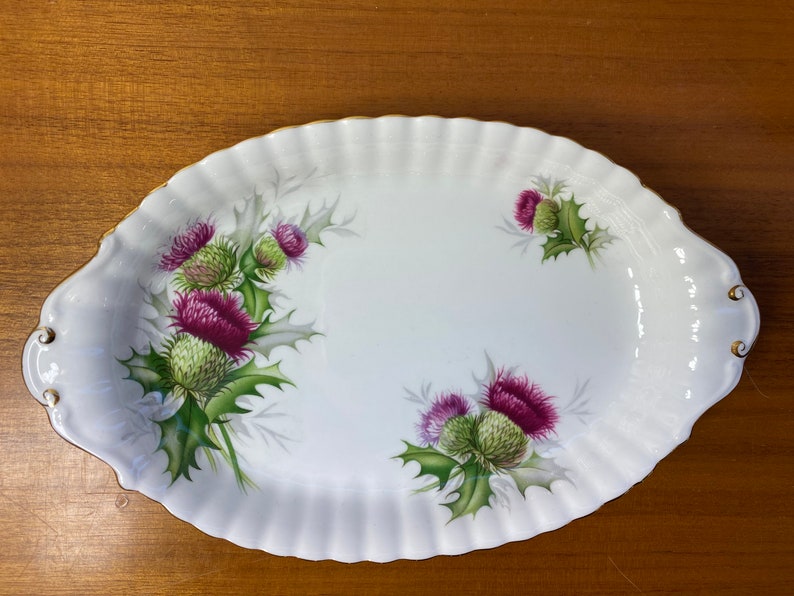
[
  {"left": 727, "top": 284, "right": 759, "bottom": 358},
  {"left": 23, "top": 326, "right": 61, "bottom": 407}
]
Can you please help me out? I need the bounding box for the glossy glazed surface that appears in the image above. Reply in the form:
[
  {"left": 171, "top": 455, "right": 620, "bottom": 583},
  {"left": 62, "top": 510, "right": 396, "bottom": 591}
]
[{"left": 22, "top": 117, "right": 759, "bottom": 561}]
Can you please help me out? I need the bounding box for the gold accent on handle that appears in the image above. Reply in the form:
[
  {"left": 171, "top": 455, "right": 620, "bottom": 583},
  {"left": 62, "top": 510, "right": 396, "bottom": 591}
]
[
  {"left": 728, "top": 285, "right": 755, "bottom": 357},
  {"left": 42, "top": 388, "right": 60, "bottom": 407},
  {"left": 36, "top": 326, "right": 55, "bottom": 344}
]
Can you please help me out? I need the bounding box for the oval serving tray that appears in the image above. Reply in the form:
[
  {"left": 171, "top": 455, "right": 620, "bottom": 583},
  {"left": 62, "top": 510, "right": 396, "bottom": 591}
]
[{"left": 23, "top": 116, "right": 759, "bottom": 562}]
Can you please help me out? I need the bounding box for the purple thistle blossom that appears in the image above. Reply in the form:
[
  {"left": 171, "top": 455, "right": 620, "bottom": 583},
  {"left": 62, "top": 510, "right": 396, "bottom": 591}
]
[
  {"left": 514, "top": 189, "right": 544, "bottom": 232},
  {"left": 483, "top": 369, "right": 558, "bottom": 440},
  {"left": 159, "top": 220, "right": 215, "bottom": 271},
  {"left": 273, "top": 223, "right": 309, "bottom": 261},
  {"left": 170, "top": 290, "right": 256, "bottom": 361},
  {"left": 417, "top": 392, "right": 474, "bottom": 446}
]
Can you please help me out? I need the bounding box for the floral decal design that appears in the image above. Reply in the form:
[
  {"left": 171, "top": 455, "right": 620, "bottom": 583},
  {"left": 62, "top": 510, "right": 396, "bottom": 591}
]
[
  {"left": 396, "top": 359, "right": 570, "bottom": 521},
  {"left": 120, "top": 170, "right": 351, "bottom": 491},
  {"left": 503, "top": 176, "right": 616, "bottom": 268}
]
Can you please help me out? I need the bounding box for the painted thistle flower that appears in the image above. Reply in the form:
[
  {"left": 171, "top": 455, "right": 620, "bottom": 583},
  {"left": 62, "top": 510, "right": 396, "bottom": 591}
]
[
  {"left": 253, "top": 235, "right": 288, "bottom": 281},
  {"left": 533, "top": 199, "right": 559, "bottom": 235},
  {"left": 174, "top": 238, "right": 240, "bottom": 292},
  {"left": 253, "top": 223, "right": 309, "bottom": 281},
  {"left": 472, "top": 410, "right": 528, "bottom": 471},
  {"left": 439, "top": 411, "right": 528, "bottom": 470},
  {"left": 171, "top": 290, "right": 257, "bottom": 361},
  {"left": 439, "top": 414, "right": 477, "bottom": 458},
  {"left": 417, "top": 392, "right": 474, "bottom": 446},
  {"left": 164, "top": 334, "right": 231, "bottom": 401},
  {"left": 159, "top": 220, "right": 215, "bottom": 271},
  {"left": 483, "top": 370, "right": 558, "bottom": 440},
  {"left": 514, "top": 189, "right": 544, "bottom": 232},
  {"left": 273, "top": 223, "right": 309, "bottom": 260}
]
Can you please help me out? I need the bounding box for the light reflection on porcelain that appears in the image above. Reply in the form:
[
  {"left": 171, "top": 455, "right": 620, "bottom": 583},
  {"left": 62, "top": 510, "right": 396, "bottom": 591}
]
[
  {"left": 41, "top": 362, "right": 60, "bottom": 384},
  {"left": 21, "top": 116, "right": 760, "bottom": 562}
]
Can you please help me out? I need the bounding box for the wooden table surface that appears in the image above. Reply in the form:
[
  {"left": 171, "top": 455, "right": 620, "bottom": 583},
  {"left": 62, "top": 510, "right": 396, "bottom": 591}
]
[{"left": 1, "top": 1, "right": 791, "bottom": 594}]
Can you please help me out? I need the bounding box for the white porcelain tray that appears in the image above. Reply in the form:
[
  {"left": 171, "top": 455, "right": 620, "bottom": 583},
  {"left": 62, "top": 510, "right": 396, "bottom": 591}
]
[{"left": 22, "top": 116, "right": 760, "bottom": 562}]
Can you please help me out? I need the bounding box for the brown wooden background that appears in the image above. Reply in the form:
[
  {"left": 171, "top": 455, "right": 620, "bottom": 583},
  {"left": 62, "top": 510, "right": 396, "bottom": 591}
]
[{"left": 1, "top": 1, "right": 791, "bottom": 594}]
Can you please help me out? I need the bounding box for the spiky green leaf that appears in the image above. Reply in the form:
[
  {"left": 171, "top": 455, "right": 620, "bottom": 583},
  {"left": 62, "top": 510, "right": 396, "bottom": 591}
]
[
  {"left": 541, "top": 234, "right": 579, "bottom": 262},
  {"left": 236, "top": 276, "right": 272, "bottom": 322},
  {"left": 533, "top": 175, "right": 568, "bottom": 200},
  {"left": 396, "top": 442, "right": 460, "bottom": 491},
  {"left": 119, "top": 344, "right": 172, "bottom": 397},
  {"left": 204, "top": 359, "right": 292, "bottom": 422},
  {"left": 586, "top": 224, "right": 618, "bottom": 255},
  {"left": 507, "top": 450, "right": 568, "bottom": 495},
  {"left": 556, "top": 197, "right": 588, "bottom": 245},
  {"left": 443, "top": 457, "right": 494, "bottom": 520},
  {"left": 300, "top": 197, "right": 341, "bottom": 245},
  {"left": 230, "top": 189, "right": 271, "bottom": 251},
  {"left": 147, "top": 287, "right": 172, "bottom": 319},
  {"left": 248, "top": 311, "right": 319, "bottom": 358},
  {"left": 156, "top": 398, "right": 218, "bottom": 482}
]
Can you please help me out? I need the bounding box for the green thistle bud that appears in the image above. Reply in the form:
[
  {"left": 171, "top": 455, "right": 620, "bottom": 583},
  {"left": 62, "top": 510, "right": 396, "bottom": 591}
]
[
  {"left": 473, "top": 411, "right": 528, "bottom": 471},
  {"left": 532, "top": 199, "right": 559, "bottom": 235},
  {"left": 174, "top": 239, "right": 239, "bottom": 292},
  {"left": 253, "top": 235, "right": 287, "bottom": 281},
  {"left": 439, "top": 415, "right": 477, "bottom": 458},
  {"left": 165, "top": 334, "right": 231, "bottom": 402}
]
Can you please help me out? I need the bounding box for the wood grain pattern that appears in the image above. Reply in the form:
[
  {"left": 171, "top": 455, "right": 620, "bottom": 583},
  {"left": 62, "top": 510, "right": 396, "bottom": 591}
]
[{"left": 1, "top": 1, "right": 791, "bottom": 594}]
